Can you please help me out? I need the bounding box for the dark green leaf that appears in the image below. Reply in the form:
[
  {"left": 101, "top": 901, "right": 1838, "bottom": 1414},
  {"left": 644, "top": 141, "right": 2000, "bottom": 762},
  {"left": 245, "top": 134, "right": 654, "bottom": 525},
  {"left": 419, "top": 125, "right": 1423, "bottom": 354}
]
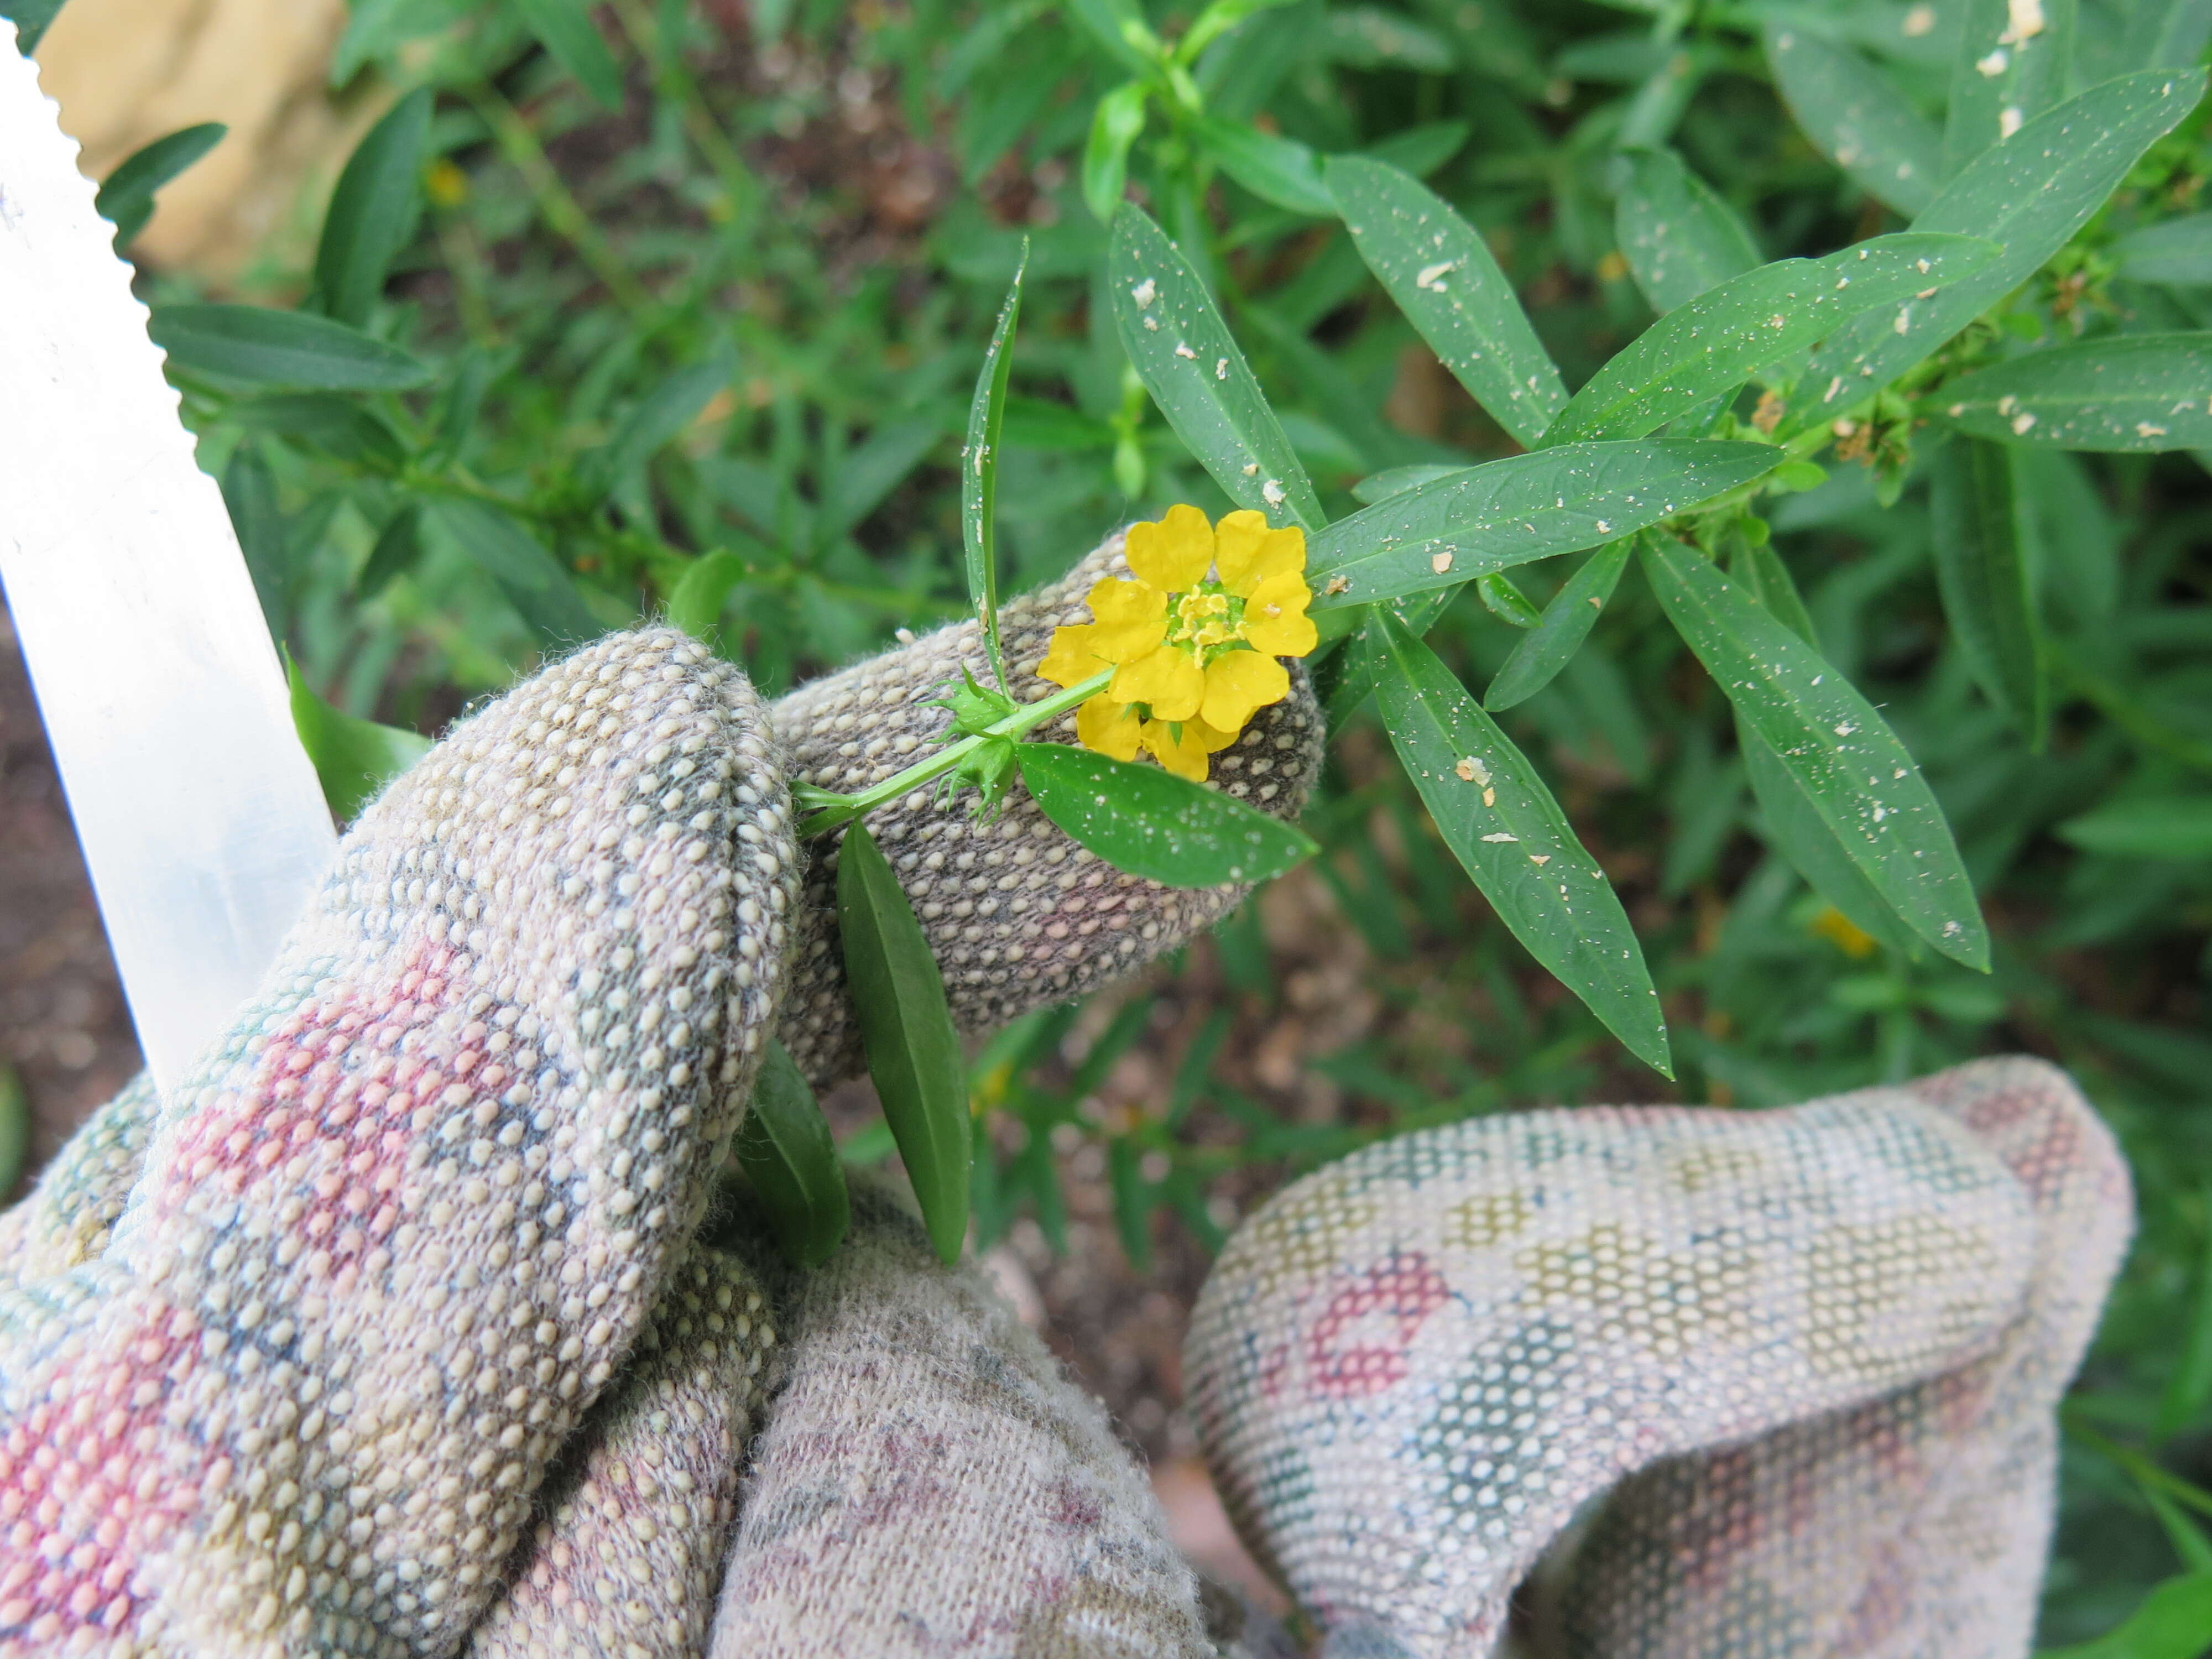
[
  {"left": 1109, "top": 204, "right": 1322, "bottom": 528},
  {"left": 2113, "top": 213, "right": 2212, "bottom": 285},
  {"left": 1326, "top": 155, "right": 1566, "bottom": 447},
  {"left": 606, "top": 348, "right": 735, "bottom": 480},
  {"left": 2121, "top": 0, "right": 2212, "bottom": 72},
  {"left": 2157, "top": 1209, "right": 2212, "bottom": 1439},
  {"left": 1366, "top": 611, "right": 1671, "bottom": 1075},
  {"left": 0, "top": 1058, "right": 23, "bottom": 1198},
  {"left": 836, "top": 820, "right": 971, "bottom": 1264},
  {"left": 1016, "top": 741, "right": 1317, "bottom": 886},
  {"left": 1541, "top": 234, "right": 1999, "bottom": 446},
  {"left": 1361, "top": 119, "right": 1468, "bottom": 178},
  {"left": 1083, "top": 81, "right": 1149, "bottom": 223},
  {"left": 330, "top": 0, "right": 470, "bottom": 83},
  {"left": 1485, "top": 539, "right": 1630, "bottom": 711},
  {"left": 1196, "top": 116, "right": 1333, "bottom": 215},
  {"left": 1068, "top": 0, "right": 1162, "bottom": 73},
  {"left": 358, "top": 505, "right": 423, "bottom": 599},
  {"left": 513, "top": 0, "right": 624, "bottom": 107},
  {"left": 2057, "top": 796, "right": 2212, "bottom": 860},
  {"left": 150, "top": 304, "right": 431, "bottom": 390},
  {"left": 231, "top": 393, "right": 406, "bottom": 468},
  {"left": 1351, "top": 463, "right": 1467, "bottom": 504},
  {"left": 964, "top": 243, "right": 1027, "bottom": 688},
  {"left": 1306, "top": 440, "right": 1778, "bottom": 610},
  {"left": 0, "top": 0, "right": 65, "bottom": 52},
  {"left": 1001, "top": 397, "right": 1116, "bottom": 450},
  {"left": 1321, "top": 6, "right": 1453, "bottom": 70},
  {"left": 1943, "top": 0, "right": 2073, "bottom": 178},
  {"left": 95, "top": 123, "right": 225, "bottom": 252},
  {"left": 1615, "top": 147, "right": 1761, "bottom": 316},
  {"left": 221, "top": 445, "right": 289, "bottom": 637},
  {"left": 432, "top": 500, "right": 602, "bottom": 646},
  {"left": 286, "top": 652, "right": 431, "bottom": 821},
  {"left": 1641, "top": 535, "right": 1988, "bottom": 968},
  {"left": 1727, "top": 532, "right": 1819, "bottom": 646},
  {"left": 315, "top": 88, "right": 430, "bottom": 327},
  {"left": 1765, "top": 23, "right": 1943, "bottom": 215},
  {"left": 1108, "top": 1139, "right": 1154, "bottom": 1270},
  {"left": 818, "top": 417, "right": 945, "bottom": 545},
  {"left": 1785, "top": 71, "right": 2206, "bottom": 439},
  {"left": 667, "top": 550, "right": 748, "bottom": 640},
  {"left": 1740, "top": 720, "right": 1926, "bottom": 958},
  {"left": 1928, "top": 437, "right": 2047, "bottom": 745},
  {"left": 1938, "top": 335, "right": 2212, "bottom": 451},
  {"left": 2035, "top": 1571, "right": 2212, "bottom": 1659},
  {"left": 1477, "top": 571, "right": 1541, "bottom": 628},
  {"left": 734, "top": 1040, "right": 852, "bottom": 1269}
]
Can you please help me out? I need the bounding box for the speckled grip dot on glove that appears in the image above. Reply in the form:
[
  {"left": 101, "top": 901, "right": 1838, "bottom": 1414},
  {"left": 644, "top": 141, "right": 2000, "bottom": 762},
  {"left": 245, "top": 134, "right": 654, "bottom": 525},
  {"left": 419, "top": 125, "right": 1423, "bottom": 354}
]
[{"left": 1184, "top": 1058, "right": 2130, "bottom": 1659}]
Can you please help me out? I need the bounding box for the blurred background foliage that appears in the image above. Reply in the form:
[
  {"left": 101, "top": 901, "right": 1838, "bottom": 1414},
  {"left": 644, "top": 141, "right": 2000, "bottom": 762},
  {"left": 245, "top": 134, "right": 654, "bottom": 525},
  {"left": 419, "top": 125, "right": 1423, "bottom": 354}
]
[{"left": 25, "top": 0, "right": 2212, "bottom": 1642}]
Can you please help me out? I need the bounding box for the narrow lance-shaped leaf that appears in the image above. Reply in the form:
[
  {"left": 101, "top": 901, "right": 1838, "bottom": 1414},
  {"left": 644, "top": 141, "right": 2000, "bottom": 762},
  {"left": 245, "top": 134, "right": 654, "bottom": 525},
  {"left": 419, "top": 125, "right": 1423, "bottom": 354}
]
[
  {"left": 1196, "top": 116, "right": 1333, "bottom": 216},
  {"left": 1938, "top": 334, "right": 2212, "bottom": 451},
  {"left": 1, "top": 0, "right": 65, "bottom": 51},
  {"left": 605, "top": 345, "right": 736, "bottom": 482},
  {"left": 2035, "top": 1571, "right": 2212, "bottom": 1659},
  {"left": 95, "top": 123, "right": 225, "bottom": 253},
  {"left": 286, "top": 653, "right": 432, "bottom": 822},
  {"left": 836, "top": 820, "right": 971, "bottom": 1264},
  {"left": 2112, "top": 213, "right": 2212, "bottom": 285},
  {"left": 1016, "top": 742, "right": 1317, "bottom": 886},
  {"left": 963, "top": 242, "right": 1027, "bottom": 688},
  {"left": 512, "top": 0, "right": 624, "bottom": 108},
  {"left": 231, "top": 393, "right": 406, "bottom": 469},
  {"left": 1739, "top": 720, "right": 1925, "bottom": 959},
  {"left": 432, "top": 500, "right": 602, "bottom": 648},
  {"left": 1326, "top": 154, "right": 1566, "bottom": 447},
  {"left": 2057, "top": 795, "right": 2212, "bottom": 860},
  {"left": 0, "top": 1060, "right": 25, "bottom": 1199},
  {"left": 1109, "top": 204, "right": 1322, "bottom": 529},
  {"left": 1727, "top": 529, "right": 1819, "bottom": 646},
  {"left": 315, "top": 87, "right": 430, "bottom": 326},
  {"left": 734, "top": 1039, "right": 852, "bottom": 1269},
  {"left": 1083, "top": 82, "right": 1149, "bottom": 225},
  {"left": 1484, "top": 538, "right": 1630, "bottom": 711},
  {"left": 1540, "top": 233, "right": 2000, "bottom": 446},
  {"left": 1942, "top": 0, "right": 2073, "bottom": 179},
  {"left": 666, "top": 550, "right": 748, "bottom": 640},
  {"left": 1641, "top": 535, "right": 1989, "bottom": 968},
  {"left": 1615, "top": 147, "right": 1761, "bottom": 315},
  {"left": 357, "top": 504, "right": 422, "bottom": 599},
  {"left": 1365, "top": 612, "right": 1670, "bottom": 1075},
  {"left": 1306, "top": 439, "right": 1778, "bottom": 610},
  {"left": 1764, "top": 24, "right": 1943, "bottom": 215},
  {"left": 1783, "top": 71, "right": 2206, "bottom": 440},
  {"left": 150, "top": 304, "right": 432, "bottom": 390},
  {"left": 2121, "top": 0, "right": 2212, "bottom": 73},
  {"left": 1928, "top": 437, "right": 2048, "bottom": 748}
]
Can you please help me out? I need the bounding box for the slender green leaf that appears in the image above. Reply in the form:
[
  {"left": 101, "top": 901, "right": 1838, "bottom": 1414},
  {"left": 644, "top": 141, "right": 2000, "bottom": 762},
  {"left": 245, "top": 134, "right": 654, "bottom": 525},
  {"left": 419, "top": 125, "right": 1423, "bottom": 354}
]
[
  {"left": 1542, "top": 233, "right": 2000, "bottom": 446},
  {"left": 606, "top": 348, "right": 734, "bottom": 480},
  {"left": 512, "top": 0, "right": 624, "bottom": 107},
  {"left": 1196, "top": 116, "right": 1333, "bottom": 215},
  {"left": 2114, "top": 213, "right": 2212, "bottom": 284},
  {"left": 1641, "top": 535, "right": 1988, "bottom": 967},
  {"left": 1178, "top": 0, "right": 1298, "bottom": 62},
  {"left": 2158, "top": 1203, "right": 2212, "bottom": 1439},
  {"left": 1352, "top": 463, "right": 1467, "bottom": 504},
  {"left": 2121, "top": 0, "right": 2212, "bottom": 72},
  {"left": 1109, "top": 204, "right": 1322, "bottom": 528},
  {"left": 1741, "top": 720, "right": 1926, "bottom": 958},
  {"left": 1366, "top": 611, "right": 1671, "bottom": 1075},
  {"left": 221, "top": 446, "right": 289, "bottom": 636},
  {"left": 1084, "top": 81, "right": 1149, "bottom": 223},
  {"left": 667, "top": 550, "right": 748, "bottom": 640},
  {"left": 1943, "top": 0, "right": 2074, "bottom": 178},
  {"left": 315, "top": 88, "right": 430, "bottom": 326},
  {"left": 1001, "top": 397, "right": 1115, "bottom": 450},
  {"left": 2036, "top": 1571, "right": 2212, "bottom": 1659},
  {"left": 230, "top": 393, "right": 406, "bottom": 468},
  {"left": 287, "top": 653, "right": 431, "bottom": 821},
  {"left": 432, "top": 500, "right": 602, "bottom": 646},
  {"left": 2058, "top": 796, "right": 2212, "bottom": 859},
  {"left": 1363, "top": 119, "right": 1469, "bottom": 179},
  {"left": 0, "top": 0, "right": 65, "bottom": 51},
  {"left": 1938, "top": 335, "right": 2212, "bottom": 451},
  {"left": 1477, "top": 571, "right": 1541, "bottom": 628},
  {"left": 1306, "top": 440, "right": 1778, "bottom": 610},
  {"left": 1765, "top": 24, "right": 1943, "bottom": 215},
  {"left": 836, "top": 820, "right": 970, "bottom": 1264},
  {"left": 1322, "top": 6, "right": 1453, "bottom": 70},
  {"left": 1929, "top": 437, "right": 2048, "bottom": 745},
  {"left": 964, "top": 243, "right": 1027, "bottom": 688},
  {"left": 734, "top": 1040, "right": 852, "bottom": 1268},
  {"left": 358, "top": 504, "right": 422, "bottom": 599},
  {"left": 1485, "top": 539, "right": 1630, "bottom": 710},
  {"left": 0, "top": 1060, "right": 28, "bottom": 1198},
  {"left": 1326, "top": 155, "right": 1566, "bottom": 446},
  {"left": 1615, "top": 147, "right": 1761, "bottom": 315},
  {"left": 95, "top": 123, "right": 225, "bottom": 252},
  {"left": 818, "top": 417, "right": 945, "bottom": 544},
  {"left": 1016, "top": 742, "right": 1317, "bottom": 885},
  {"left": 1067, "top": 0, "right": 1162, "bottom": 73},
  {"left": 1785, "top": 71, "right": 2206, "bottom": 439},
  {"left": 151, "top": 304, "right": 431, "bottom": 390},
  {"left": 1728, "top": 533, "right": 1819, "bottom": 646}
]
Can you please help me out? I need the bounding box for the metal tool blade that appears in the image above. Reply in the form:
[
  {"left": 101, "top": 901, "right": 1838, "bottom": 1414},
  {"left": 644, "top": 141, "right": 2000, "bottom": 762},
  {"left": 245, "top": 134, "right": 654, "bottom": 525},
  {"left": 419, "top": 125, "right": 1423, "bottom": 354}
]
[{"left": 0, "top": 23, "right": 337, "bottom": 1095}]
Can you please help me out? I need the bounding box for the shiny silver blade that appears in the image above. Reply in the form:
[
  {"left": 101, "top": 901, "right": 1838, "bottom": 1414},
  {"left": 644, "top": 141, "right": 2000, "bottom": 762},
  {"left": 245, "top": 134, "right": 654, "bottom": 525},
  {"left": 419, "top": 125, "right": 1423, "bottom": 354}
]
[{"left": 0, "top": 24, "right": 337, "bottom": 1094}]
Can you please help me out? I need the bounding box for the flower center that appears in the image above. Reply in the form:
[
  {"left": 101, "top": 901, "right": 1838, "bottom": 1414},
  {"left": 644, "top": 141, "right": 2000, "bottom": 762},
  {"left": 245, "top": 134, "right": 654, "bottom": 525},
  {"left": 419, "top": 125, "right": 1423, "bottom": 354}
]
[{"left": 1165, "top": 581, "right": 1248, "bottom": 661}]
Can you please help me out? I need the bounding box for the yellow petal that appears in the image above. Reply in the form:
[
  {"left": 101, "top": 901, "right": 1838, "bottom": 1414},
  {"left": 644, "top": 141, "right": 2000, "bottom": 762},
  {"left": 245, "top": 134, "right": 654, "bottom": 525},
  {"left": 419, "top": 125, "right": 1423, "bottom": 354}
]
[
  {"left": 1141, "top": 717, "right": 1238, "bottom": 782},
  {"left": 1213, "top": 510, "right": 1269, "bottom": 588},
  {"left": 1200, "top": 649, "right": 1290, "bottom": 734},
  {"left": 1112, "top": 643, "right": 1204, "bottom": 721},
  {"left": 1087, "top": 577, "right": 1165, "bottom": 627},
  {"left": 1089, "top": 617, "right": 1171, "bottom": 664},
  {"left": 1037, "top": 623, "right": 1109, "bottom": 688},
  {"left": 1241, "top": 570, "right": 1318, "bottom": 657},
  {"left": 1125, "top": 503, "right": 1215, "bottom": 592},
  {"left": 1219, "top": 520, "right": 1306, "bottom": 595},
  {"left": 1077, "top": 694, "right": 1144, "bottom": 761}
]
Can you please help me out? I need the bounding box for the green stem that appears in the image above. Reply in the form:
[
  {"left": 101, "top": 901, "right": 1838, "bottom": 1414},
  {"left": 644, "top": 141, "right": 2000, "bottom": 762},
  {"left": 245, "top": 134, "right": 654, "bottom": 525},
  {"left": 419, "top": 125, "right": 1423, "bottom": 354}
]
[
  {"left": 604, "top": 0, "right": 762, "bottom": 229},
  {"left": 465, "top": 82, "right": 652, "bottom": 316},
  {"left": 799, "top": 669, "right": 1113, "bottom": 836}
]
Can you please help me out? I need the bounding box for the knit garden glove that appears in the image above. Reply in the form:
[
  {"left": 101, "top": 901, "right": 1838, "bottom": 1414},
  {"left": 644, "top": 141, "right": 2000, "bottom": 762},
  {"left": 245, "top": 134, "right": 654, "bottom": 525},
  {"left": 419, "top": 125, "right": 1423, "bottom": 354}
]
[{"left": 0, "top": 530, "right": 1322, "bottom": 1659}]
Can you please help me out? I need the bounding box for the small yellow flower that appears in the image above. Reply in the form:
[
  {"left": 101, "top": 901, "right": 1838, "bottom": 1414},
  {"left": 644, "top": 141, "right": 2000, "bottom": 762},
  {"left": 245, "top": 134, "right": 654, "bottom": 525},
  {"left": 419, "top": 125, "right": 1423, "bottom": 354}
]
[
  {"left": 1037, "top": 504, "right": 1317, "bottom": 782},
  {"left": 423, "top": 159, "right": 469, "bottom": 209}
]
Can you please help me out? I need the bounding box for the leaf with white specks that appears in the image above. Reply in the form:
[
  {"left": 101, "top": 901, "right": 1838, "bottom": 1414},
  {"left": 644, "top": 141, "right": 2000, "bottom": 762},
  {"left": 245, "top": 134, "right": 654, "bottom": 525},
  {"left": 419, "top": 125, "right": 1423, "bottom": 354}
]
[
  {"left": 1928, "top": 437, "right": 2048, "bottom": 748},
  {"left": 962, "top": 241, "right": 1027, "bottom": 688},
  {"left": 1326, "top": 155, "right": 1567, "bottom": 447},
  {"left": 1485, "top": 539, "right": 1631, "bottom": 711},
  {"left": 1541, "top": 233, "right": 1997, "bottom": 446},
  {"left": 1936, "top": 334, "right": 2212, "bottom": 451},
  {"left": 1942, "top": 0, "right": 2074, "bottom": 179},
  {"left": 2113, "top": 212, "right": 2212, "bottom": 285},
  {"left": 1016, "top": 742, "right": 1317, "bottom": 887},
  {"left": 1641, "top": 535, "right": 1989, "bottom": 969},
  {"left": 1306, "top": 440, "right": 1778, "bottom": 609},
  {"left": 1615, "top": 147, "right": 1763, "bottom": 316},
  {"left": 1366, "top": 611, "right": 1671, "bottom": 1076},
  {"left": 1109, "top": 205, "right": 1322, "bottom": 529},
  {"left": 1765, "top": 24, "right": 1943, "bottom": 215}
]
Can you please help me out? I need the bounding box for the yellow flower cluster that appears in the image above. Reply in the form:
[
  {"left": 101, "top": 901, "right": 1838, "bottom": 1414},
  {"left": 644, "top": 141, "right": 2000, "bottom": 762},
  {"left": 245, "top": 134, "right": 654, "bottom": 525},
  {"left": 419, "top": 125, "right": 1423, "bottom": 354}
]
[{"left": 1037, "top": 504, "right": 1318, "bottom": 781}]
